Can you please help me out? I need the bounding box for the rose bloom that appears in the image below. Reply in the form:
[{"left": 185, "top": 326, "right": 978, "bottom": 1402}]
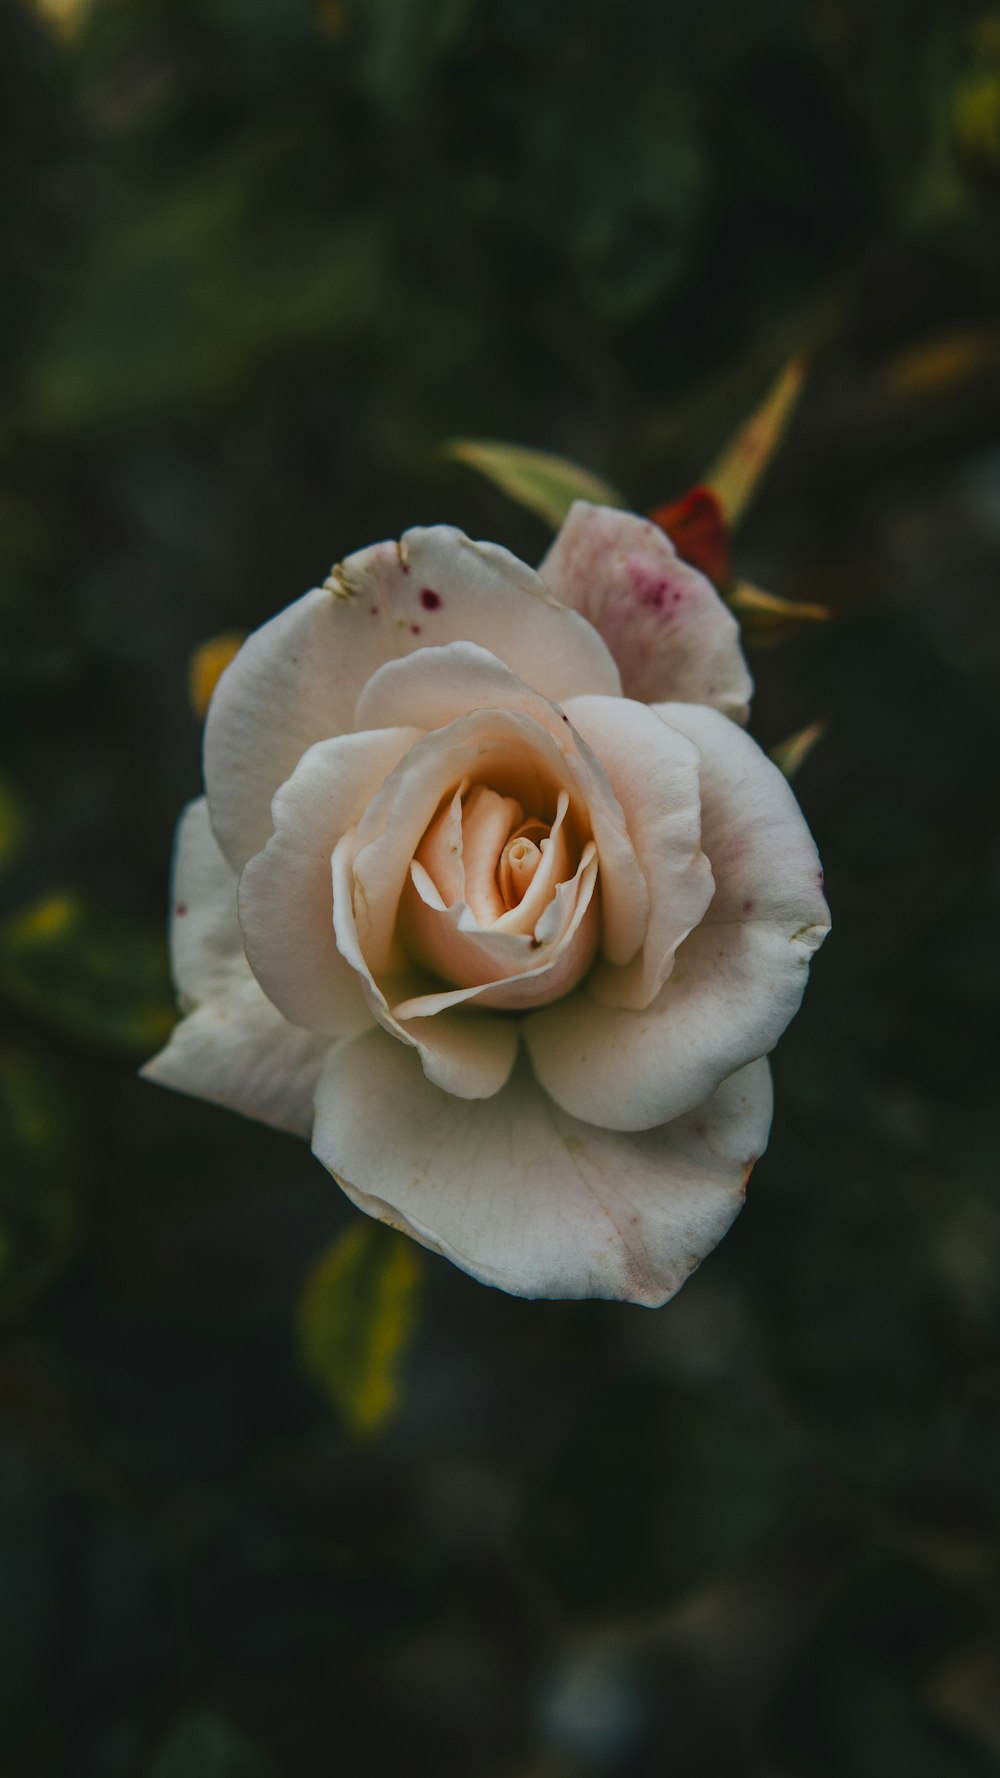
[{"left": 145, "top": 503, "right": 829, "bottom": 1304}]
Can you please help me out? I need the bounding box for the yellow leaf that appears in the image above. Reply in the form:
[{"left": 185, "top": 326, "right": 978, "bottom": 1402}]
[
  {"left": 770, "top": 719, "right": 827, "bottom": 782},
  {"left": 703, "top": 356, "right": 806, "bottom": 527},
  {"left": 297, "top": 1220, "right": 421, "bottom": 1435},
  {"left": 927, "top": 1638, "right": 1000, "bottom": 1756},
  {"left": 32, "top": 0, "right": 89, "bottom": 37},
  {"left": 445, "top": 439, "right": 625, "bottom": 530},
  {"left": 883, "top": 329, "right": 1000, "bottom": 397},
  {"left": 727, "top": 579, "right": 834, "bottom": 643},
  {"left": 188, "top": 632, "right": 246, "bottom": 720}
]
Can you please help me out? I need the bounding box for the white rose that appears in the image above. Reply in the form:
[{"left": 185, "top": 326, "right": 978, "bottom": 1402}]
[{"left": 144, "top": 503, "right": 829, "bottom": 1304}]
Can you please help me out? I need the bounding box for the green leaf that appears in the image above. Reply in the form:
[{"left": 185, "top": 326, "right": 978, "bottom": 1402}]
[
  {"left": 703, "top": 356, "right": 807, "bottom": 527},
  {"left": 0, "top": 891, "right": 175, "bottom": 1052},
  {"left": 770, "top": 719, "right": 828, "bottom": 782},
  {"left": 297, "top": 1220, "right": 421, "bottom": 1436},
  {"left": 149, "top": 1710, "right": 276, "bottom": 1778},
  {"left": 0, "top": 1047, "right": 77, "bottom": 1316},
  {"left": 727, "top": 579, "right": 834, "bottom": 644},
  {"left": 445, "top": 439, "right": 625, "bottom": 530}
]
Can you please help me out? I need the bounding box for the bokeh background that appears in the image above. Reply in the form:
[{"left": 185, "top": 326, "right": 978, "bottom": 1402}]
[{"left": 3, "top": 1, "right": 1000, "bottom": 1773}]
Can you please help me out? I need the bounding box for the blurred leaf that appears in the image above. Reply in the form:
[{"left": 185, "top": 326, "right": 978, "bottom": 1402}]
[
  {"left": 728, "top": 579, "right": 834, "bottom": 643},
  {"left": 189, "top": 631, "right": 246, "bottom": 720},
  {"left": 0, "top": 773, "right": 28, "bottom": 874},
  {"left": 520, "top": 1378, "right": 800, "bottom": 1615},
  {"left": 883, "top": 330, "right": 1000, "bottom": 397},
  {"left": 297, "top": 1220, "right": 421, "bottom": 1435},
  {"left": 703, "top": 356, "right": 806, "bottom": 526},
  {"left": 445, "top": 440, "right": 625, "bottom": 531},
  {"left": 0, "top": 892, "right": 174, "bottom": 1052},
  {"left": 771, "top": 719, "right": 828, "bottom": 781},
  {"left": 0, "top": 1046, "right": 77, "bottom": 1315},
  {"left": 352, "top": 0, "right": 477, "bottom": 114},
  {"left": 927, "top": 1638, "right": 1000, "bottom": 1757},
  {"left": 953, "top": 68, "right": 1000, "bottom": 174},
  {"left": 29, "top": 129, "right": 391, "bottom": 428},
  {"left": 149, "top": 1710, "right": 276, "bottom": 1778},
  {"left": 31, "top": 0, "right": 89, "bottom": 39}
]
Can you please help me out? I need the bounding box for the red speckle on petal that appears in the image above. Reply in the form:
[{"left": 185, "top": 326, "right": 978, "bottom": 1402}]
[
  {"left": 627, "top": 556, "right": 684, "bottom": 616},
  {"left": 175, "top": 903, "right": 187, "bottom": 917},
  {"left": 420, "top": 588, "right": 442, "bottom": 610},
  {"left": 410, "top": 623, "right": 422, "bottom": 634},
  {"left": 742, "top": 898, "right": 753, "bottom": 913},
  {"left": 370, "top": 605, "right": 380, "bottom": 616}
]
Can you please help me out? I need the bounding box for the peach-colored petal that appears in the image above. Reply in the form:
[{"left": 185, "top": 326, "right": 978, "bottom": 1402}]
[
  {"left": 205, "top": 527, "right": 620, "bottom": 871},
  {"left": 312, "top": 1031, "right": 773, "bottom": 1303},
  {"left": 237, "top": 727, "right": 421, "bottom": 1035},
  {"left": 142, "top": 799, "right": 331, "bottom": 1135},
  {"left": 524, "top": 706, "right": 829, "bottom": 1132},
  {"left": 354, "top": 644, "right": 648, "bottom": 967},
  {"left": 539, "top": 502, "right": 753, "bottom": 719},
  {"left": 395, "top": 842, "right": 600, "bottom": 1014},
  {"left": 332, "top": 832, "right": 518, "bottom": 1100}
]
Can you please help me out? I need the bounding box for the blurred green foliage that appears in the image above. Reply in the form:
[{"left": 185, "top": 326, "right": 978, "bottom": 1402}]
[
  {"left": 149, "top": 1711, "right": 276, "bottom": 1778},
  {"left": 297, "top": 1220, "right": 422, "bottom": 1434},
  {"left": 1, "top": 0, "right": 999, "bottom": 1774}
]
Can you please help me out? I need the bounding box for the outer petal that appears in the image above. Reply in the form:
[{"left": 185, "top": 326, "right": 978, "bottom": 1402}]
[
  {"left": 312, "top": 1031, "right": 773, "bottom": 1304},
  {"left": 142, "top": 799, "right": 331, "bottom": 1136},
  {"left": 524, "top": 706, "right": 830, "bottom": 1132},
  {"left": 561, "top": 693, "right": 714, "bottom": 1009},
  {"left": 539, "top": 502, "right": 753, "bottom": 719},
  {"left": 238, "top": 727, "right": 422, "bottom": 1035},
  {"left": 205, "top": 526, "right": 621, "bottom": 871}
]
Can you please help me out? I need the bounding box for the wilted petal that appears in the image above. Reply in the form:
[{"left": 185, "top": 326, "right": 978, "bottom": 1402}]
[
  {"left": 540, "top": 502, "right": 752, "bottom": 720},
  {"left": 312, "top": 1031, "right": 773, "bottom": 1304}
]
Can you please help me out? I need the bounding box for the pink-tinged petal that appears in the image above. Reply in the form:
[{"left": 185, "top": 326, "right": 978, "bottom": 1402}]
[
  {"left": 355, "top": 646, "right": 648, "bottom": 968},
  {"left": 142, "top": 799, "right": 330, "bottom": 1135},
  {"left": 539, "top": 502, "right": 753, "bottom": 720},
  {"left": 238, "top": 727, "right": 421, "bottom": 1035},
  {"left": 332, "top": 832, "right": 518, "bottom": 1099},
  {"left": 312, "top": 1032, "right": 773, "bottom": 1303},
  {"left": 562, "top": 694, "right": 714, "bottom": 1009},
  {"left": 205, "top": 527, "right": 621, "bottom": 871},
  {"left": 525, "top": 707, "right": 829, "bottom": 1132}
]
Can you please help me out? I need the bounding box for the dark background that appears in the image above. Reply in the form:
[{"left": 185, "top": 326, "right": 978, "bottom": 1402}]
[{"left": 2, "top": 1, "right": 1000, "bottom": 1773}]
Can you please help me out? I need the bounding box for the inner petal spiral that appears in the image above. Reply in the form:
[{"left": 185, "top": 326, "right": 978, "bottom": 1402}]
[{"left": 398, "top": 771, "right": 599, "bottom": 1009}]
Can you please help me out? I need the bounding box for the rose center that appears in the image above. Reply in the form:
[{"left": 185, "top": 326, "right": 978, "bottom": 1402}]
[
  {"left": 498, "top": 831, "right": 544, "bottom": 908},
  {"left": 400, "top": 772, "right": 600, "bottom": 1008}
]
